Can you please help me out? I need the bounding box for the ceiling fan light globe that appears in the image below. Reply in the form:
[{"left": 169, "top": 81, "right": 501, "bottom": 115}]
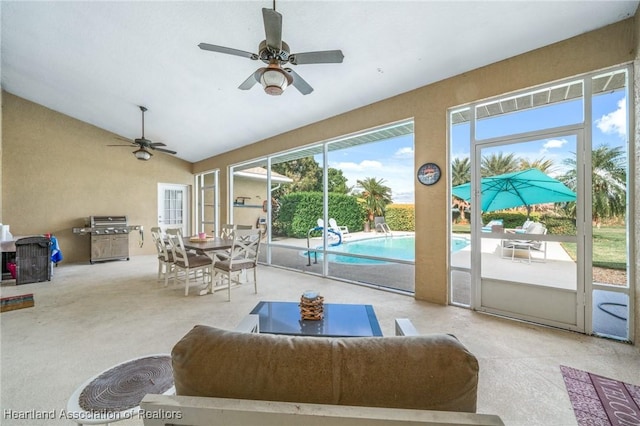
[
  {"left": 133, "top": 148, "right": 152, "bottom": 161},
  {"left": 260, "top": 68, "right": 288, "bottom": 96}
]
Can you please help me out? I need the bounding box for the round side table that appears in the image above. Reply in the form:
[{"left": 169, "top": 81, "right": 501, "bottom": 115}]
[{"left": 66, "top": 354, "right": 174, "bottom": 425}]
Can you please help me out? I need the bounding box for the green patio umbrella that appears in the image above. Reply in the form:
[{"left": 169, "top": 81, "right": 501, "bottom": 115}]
[{"left": 451, "top": 168, "right": 576, "bottom": 215}]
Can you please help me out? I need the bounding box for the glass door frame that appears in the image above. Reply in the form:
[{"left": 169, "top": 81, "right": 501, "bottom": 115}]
[
  {"left": 470, "top": 127, "right": 586, "bottom": 332},
  {"left": 194, "top": 170, "right": 219, "bottom": 237}
]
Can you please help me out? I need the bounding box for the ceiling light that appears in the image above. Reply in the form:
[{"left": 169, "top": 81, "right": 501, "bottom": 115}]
[
  {"left": 133, "top": 148, "right": 152, "bottom": 161},
  {"left": 260, "top": 66, "right": 292, "bottom": 96}
]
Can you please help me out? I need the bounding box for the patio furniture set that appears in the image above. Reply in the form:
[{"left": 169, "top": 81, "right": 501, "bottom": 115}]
[
  {"left": 66, "top": 300, "right": 504, "bottom": 425},
  {"left": 150, "top": 226, "right": 261, "bottom": 299}
]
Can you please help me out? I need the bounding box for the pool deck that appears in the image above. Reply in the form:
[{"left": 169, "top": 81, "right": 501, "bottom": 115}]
[
  {"left": 263, "top": 230, "right": 627, "bottom": 338},
  {"left": 267, "top": 230, "right": 577, "bottom": 293}
]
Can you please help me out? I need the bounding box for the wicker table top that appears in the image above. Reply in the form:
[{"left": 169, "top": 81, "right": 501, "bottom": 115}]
[{"left": 78, "top": 355, "right": 173, "bottom": 413}]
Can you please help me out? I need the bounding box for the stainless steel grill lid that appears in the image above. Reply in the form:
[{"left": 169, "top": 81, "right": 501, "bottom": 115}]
[{"left": 91, "top": 216, "right": 128, "bottom": 228}]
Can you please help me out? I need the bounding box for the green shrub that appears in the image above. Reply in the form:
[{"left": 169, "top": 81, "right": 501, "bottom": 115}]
[
  {"left": 385, "top": 204, "right": 415, "bottom": 231},
  {"left": 540, "top": 215, "right": 576, "bottom": 235},
  {"left": 273, "top": 192, "right": 365, "bottom": 238}
]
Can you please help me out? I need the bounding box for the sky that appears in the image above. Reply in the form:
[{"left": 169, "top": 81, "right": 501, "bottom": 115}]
[
  {"left": 327, "top": 134, "right": 415, "bottom": 204},
  {"left": 324, "top": 81, "right": 627, "bottom": 204}
]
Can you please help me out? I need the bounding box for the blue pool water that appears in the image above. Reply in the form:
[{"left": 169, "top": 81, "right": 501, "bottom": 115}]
[{"left": 304, "top": 235, "right": 469, "bottom": 265}]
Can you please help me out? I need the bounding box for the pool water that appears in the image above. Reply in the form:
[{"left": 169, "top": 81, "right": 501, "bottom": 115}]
[{"left": 304, "top": 235, "right": 469, "bottom": 265}]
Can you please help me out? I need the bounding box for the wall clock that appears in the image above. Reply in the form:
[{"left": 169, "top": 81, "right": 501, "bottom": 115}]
[{"left": 417, "top": 163, "right": 441, "bottom": 186}]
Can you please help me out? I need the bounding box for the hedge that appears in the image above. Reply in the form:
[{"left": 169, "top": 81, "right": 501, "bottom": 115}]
[
  {"left": 384, "top": 204, "right": 415, "bottom": 231},
  {"left": 274, "top": 192, "right": 366, "bottom": 238}
]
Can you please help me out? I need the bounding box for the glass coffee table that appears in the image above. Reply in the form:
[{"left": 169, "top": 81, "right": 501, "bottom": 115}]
[{"left": 250, "top": 301, "right": 382, "bottom": 337}]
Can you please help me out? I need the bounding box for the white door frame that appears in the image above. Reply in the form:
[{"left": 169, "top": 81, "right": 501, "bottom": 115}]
[
  {"left": 470, "top": 128, "right": 585, "bottom": 332},
  {"left": 157, "top": 183, "right": 190, "bottom": 236}
]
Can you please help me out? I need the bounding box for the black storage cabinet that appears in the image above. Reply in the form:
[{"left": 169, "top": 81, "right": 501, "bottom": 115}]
[{"left": 15, "top": 237, "right": 52, "bottom": 285}]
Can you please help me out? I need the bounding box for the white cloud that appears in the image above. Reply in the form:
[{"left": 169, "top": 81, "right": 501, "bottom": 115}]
[
  {"left": 543, "top": 139, "right": 567, "bottom": 150},
  {"left": 539, "top": 138, "right": 568, "bottom": 155},
  {"left": 394, "top": 147, "right": 414, "bottom": 158},
  {"left": 332, "top": 160, "right": 383, "bottom": 171},
  {"left": 596, "top": 98, "right": 626, "bottom": 137}
]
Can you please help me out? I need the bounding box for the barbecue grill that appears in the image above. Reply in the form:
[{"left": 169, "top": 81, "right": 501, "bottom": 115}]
[{"left": 73, "top": 216, "right": 142, "bottom": 264}]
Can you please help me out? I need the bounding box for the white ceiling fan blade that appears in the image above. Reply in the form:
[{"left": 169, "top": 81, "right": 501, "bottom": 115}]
[
  {"left": 198, "top": 43, "right": 258, "bottom": 60},
  {"left": 238, "top": 69, "right": 264, "bottom": 90},
  {"left": 284, "top": 68, "right": 313, "bottom": 95},
  {"left": 262, "top": 8, "right": 282, "bottom": 52},
  {"left": 289, "top": 50, "right": 344, "bottom": 65}
]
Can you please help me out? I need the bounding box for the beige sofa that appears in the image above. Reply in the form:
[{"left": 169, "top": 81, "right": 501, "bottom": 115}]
[{"left": 141, "top": 323, "right": 504, "bottom": 425}]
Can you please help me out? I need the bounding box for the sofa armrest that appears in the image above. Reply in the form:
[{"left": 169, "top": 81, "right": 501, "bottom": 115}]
[
  {"left": 395, "top": 318, "right": 419, "bottom": 336},
  {"left": 140, "top": 394, "right": 505, "bottom": 426},
  {"left": 234, "top": 314, "right": 259, "bottom": 333}
]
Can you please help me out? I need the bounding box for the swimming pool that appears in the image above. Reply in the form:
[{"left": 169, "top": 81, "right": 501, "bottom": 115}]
[{"left": 304, "top": 235, "right": 470, "bottom": 265}]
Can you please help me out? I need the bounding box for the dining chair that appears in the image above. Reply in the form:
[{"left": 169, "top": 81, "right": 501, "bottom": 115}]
[
  {"left": 214, "top": 224, "right": 252, "bottom": 261},
  {"left": 213, "top": 228, "right": 262, "bottom": 301},
  {"left": 167, "top": 233, "right": 214, "bottom": 296},
  {"left": 220, "top": 224, "right": 235, "bottom": 239},
  {"left": 150, "top": 227, "right": 174, "bottom": 287},
  {"left": 211, "top": 224, "right": 236, "bottom": 263}
]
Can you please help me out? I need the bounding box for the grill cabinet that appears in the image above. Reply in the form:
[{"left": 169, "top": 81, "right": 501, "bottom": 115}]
[
  {"left": 15, "top": 236, "right": 52, "bottom": 285},
  {"left": 89, "top": 216, "right": 130, "bottom": 264}
]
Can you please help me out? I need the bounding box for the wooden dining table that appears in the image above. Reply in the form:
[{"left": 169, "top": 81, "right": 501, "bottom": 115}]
[
  {"left": 182, "top": 236, "right": 234, "bottom": 296},
  {"left": 183, "top": 237, "right": 233, "bottom": 253}
]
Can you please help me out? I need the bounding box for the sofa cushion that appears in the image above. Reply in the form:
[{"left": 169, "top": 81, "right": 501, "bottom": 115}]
[{"left": 171, "top": 325, "right": 479, "bottom": 412}]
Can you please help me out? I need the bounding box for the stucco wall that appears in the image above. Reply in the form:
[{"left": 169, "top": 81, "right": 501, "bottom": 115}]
[
  {"left": 193, "top": 18, "right": 637, "bottom": 307},
  {"left": 232, "top": 177, "right": 267, "bottom": 229},
  {"left": 1, "top": 94, "right": 194, "bottom": 263}
]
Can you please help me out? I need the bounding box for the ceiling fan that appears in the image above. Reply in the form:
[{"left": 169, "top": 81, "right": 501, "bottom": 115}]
[
  {"left": 198, "top": 1, "right": 344, "bottom": 96},
  {"left": 109, "top": 106, "right": 177, "bottom": 161}
]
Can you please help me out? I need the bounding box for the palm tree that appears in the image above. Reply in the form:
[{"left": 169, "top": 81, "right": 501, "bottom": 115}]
[
  {"left": 561, "top": 144, "right": 626, "bottom": 225},
  {"left": 451, "top": 157, "right": 471, "bottom": 223},
  {"left": 356, "top": 177, "right": 393, "bottom": 225},
  {"left": 519, "top": 157, "right": 556, "bottom": 174},
  {"left": 451, "top": 157, "right": 471, "bottom": 186},
  {"left": 481, "top": 152, "right": 519, "bottom": 177}
]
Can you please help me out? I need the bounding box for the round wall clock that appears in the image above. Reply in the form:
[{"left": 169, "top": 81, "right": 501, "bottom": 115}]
[{"left": 417, "top": 163, "right": 441, "bottom": 186}]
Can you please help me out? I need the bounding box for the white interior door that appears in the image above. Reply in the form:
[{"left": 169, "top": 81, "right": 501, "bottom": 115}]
[{"left": 158, "top": 183, "right": 190, "bottom": 236}]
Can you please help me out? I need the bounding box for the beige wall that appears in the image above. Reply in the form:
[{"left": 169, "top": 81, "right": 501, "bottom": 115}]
[
  {"left": 193, "top": 17, "right": 637, "bottom": 332},
  {"left": 1, "top": 93, "right": 194, "bottom": 263},
  {"left": 232, "top": 177, "right": 267, "bottom": 229}
]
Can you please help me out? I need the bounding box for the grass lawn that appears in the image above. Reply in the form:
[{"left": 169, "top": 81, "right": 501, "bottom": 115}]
[{"left": 562, "top": 226, "right": 627, "bottom": 270}]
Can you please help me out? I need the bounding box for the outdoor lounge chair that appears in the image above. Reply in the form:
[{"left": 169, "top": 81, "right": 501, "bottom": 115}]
[
  {"left": 482, "top": 219, "right": 504, "bottom": 233},
  {"left": 501, "top": 222, "right": 547, "bottom": 263},
  {"left": 329, "top": 218, "right": 350, "bottom": 238}
]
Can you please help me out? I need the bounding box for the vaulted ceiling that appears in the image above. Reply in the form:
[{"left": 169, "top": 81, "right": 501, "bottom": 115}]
[{"left": 2, "top": 1, "right": 638, "bottom": 162}]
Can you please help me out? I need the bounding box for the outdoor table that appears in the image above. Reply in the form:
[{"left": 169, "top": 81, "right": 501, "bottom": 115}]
[
  {"left": 250, "top": 301, "right": 383, "bottom": 337},
  {"left": 66, "top": 354, "right": 174, "bottom": 425}
]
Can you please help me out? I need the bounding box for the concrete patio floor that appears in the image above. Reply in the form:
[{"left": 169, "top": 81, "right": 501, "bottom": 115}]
[{"left": 1, "top": 255, "right": 638, "bottom": 426}]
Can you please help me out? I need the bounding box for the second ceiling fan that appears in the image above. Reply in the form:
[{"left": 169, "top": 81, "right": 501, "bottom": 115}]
[
  {"left": 110, "top": 106, "right": 177, "bottom": 161},
  {"left": 198, "top": 2, "right": 344, "bottom": 96}
]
